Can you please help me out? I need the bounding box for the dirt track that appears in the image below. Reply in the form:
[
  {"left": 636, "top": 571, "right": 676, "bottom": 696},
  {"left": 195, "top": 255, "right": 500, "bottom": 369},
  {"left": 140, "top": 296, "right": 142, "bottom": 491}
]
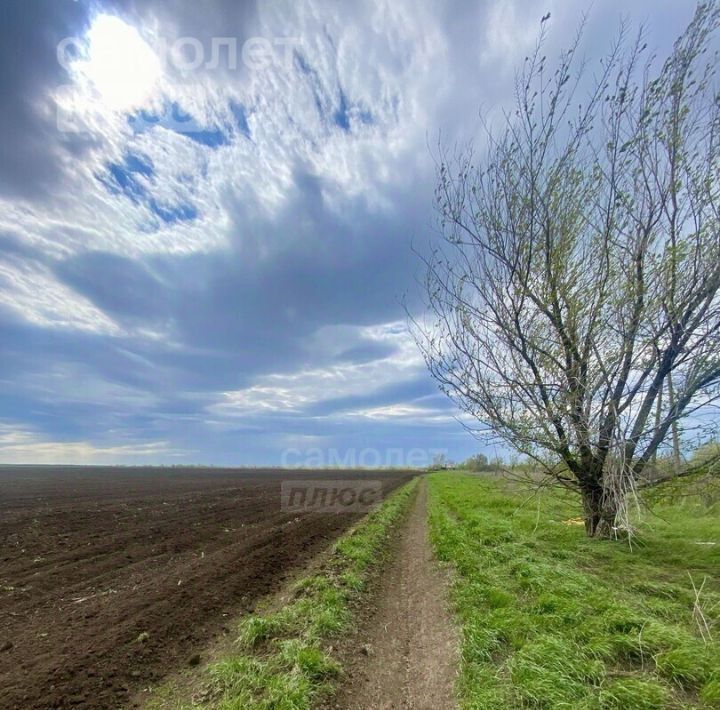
[
  {"left": 0, "top": 466, "right": 411, "bottom": 709},
  {"left": 330, "top": 478, "right": 458, "bottom": 709}
]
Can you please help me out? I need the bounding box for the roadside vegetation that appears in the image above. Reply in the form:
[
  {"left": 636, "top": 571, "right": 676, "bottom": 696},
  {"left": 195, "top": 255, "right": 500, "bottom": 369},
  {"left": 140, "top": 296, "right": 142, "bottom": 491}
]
[
  {"left": 428, "top": 471, "right": 720, "bottom": 708},
  {"left": 147, "top": 478, "right": 417, "bottom": 710}
]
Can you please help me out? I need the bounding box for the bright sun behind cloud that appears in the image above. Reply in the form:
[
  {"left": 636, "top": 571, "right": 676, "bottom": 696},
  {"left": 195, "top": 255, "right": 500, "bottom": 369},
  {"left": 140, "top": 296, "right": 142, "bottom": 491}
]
[{"left": 79, "top": 14, "right": 161, "bottom": 110}]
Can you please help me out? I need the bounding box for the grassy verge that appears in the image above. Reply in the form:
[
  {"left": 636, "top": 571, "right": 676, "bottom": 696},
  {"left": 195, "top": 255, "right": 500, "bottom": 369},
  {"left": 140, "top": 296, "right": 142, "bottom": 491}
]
[
  {"left": 148, "top": 477, "right": 417, "bottom": 710},
  {"left": 427, "top": 472, "right": 720, "bottom": 709}
]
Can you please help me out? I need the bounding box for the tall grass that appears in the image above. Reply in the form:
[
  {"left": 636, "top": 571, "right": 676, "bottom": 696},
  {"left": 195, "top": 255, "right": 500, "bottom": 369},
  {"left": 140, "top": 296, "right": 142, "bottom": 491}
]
[{"left": 427, "top": 472, "right": 720, "bottom": 708}]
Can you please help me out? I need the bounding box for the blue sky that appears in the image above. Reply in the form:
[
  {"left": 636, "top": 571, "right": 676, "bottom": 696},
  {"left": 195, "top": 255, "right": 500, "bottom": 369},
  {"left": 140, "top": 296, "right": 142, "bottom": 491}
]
[{"left": 0, "top": 0, "right": 695, "bottom": 465}]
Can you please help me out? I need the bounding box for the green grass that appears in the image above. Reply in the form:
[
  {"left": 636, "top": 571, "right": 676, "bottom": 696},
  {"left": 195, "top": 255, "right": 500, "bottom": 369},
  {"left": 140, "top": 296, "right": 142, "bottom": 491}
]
[
  {"left": 427, "top": 472, "right": 720, "bottom": 709},
  {"left": 147, "top": 477, "right": 417, "bottom": 710}
]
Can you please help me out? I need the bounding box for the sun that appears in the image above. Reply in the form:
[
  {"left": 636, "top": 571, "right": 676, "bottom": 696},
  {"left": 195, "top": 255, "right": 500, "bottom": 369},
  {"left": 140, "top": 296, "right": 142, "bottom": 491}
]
[{"left": 79, "top": 14, "right": 161, "bottom": 110}]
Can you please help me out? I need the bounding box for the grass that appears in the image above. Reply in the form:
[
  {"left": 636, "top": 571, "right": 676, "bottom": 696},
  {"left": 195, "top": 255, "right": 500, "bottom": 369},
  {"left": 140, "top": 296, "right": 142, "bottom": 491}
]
[
  {"left": 427, "top": 472, "right": 720, "bottom": 709},
  {"left": 147, "top": 477, "right": 417, "bottom": 710}
]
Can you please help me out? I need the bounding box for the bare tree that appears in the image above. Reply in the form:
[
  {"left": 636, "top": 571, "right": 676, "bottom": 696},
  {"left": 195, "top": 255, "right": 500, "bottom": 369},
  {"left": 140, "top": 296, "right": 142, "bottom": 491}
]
[{"left": 414, "top": 3, "right": 720, "bottom": 537}]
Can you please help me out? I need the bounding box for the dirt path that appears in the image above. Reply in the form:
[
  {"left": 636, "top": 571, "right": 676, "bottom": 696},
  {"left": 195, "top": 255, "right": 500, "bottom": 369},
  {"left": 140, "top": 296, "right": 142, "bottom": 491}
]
[{"left": 330, "top": 478, "right": 458, "bottom": 710}]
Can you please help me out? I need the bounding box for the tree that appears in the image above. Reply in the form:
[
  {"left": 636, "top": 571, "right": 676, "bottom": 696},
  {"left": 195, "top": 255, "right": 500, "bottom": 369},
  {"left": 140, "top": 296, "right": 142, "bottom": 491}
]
[
  {"left": 414, "top": 3, "right": 720, "bottom": 537},
  {"left": 464, "top": 453, "right": 489, "bottom": 471},
  {"left": 430, "top": 452, "right": 449, "bottom": 470}
]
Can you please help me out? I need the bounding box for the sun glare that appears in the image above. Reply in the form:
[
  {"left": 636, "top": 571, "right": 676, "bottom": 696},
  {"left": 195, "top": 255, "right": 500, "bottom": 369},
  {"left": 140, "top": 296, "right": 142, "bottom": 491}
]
[{"left": 79, "top": 14, "right": 161, "bottom": 110}]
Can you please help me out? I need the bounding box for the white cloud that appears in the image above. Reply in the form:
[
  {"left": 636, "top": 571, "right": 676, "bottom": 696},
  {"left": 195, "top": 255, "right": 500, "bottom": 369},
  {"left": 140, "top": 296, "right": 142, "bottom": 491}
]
[
  {"left": 208, "top": 320, "right": 424, "bottom": 417},
  {"left": 0, "top": 259, "right": 121, "bottom": 334},
  {"left": 479, "top": 0, "right": 551, "bottom": 66},
  {"left": 344, "top": 403, "right": 455, "bottom": 422},
  {"left": 0, "top": 422, "right": 187, "bottom": 464}
]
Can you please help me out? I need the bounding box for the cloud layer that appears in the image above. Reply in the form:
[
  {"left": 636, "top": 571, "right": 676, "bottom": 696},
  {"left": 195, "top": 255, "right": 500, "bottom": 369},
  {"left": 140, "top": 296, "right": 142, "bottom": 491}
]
[{"left": 0, "top": 0, "right": 694, "bottom": 464}]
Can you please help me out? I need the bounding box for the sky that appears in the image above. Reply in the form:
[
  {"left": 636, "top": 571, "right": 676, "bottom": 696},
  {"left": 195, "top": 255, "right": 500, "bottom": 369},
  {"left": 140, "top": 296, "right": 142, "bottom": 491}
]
[{"left": 0, "top": 0, "right": 696, "bottom": 465}]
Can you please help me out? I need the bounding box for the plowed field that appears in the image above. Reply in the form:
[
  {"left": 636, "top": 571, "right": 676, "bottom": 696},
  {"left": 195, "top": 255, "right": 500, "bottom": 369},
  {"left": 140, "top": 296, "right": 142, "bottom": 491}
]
[{"left": 0, "top": 467, "right": 412, "bottom": 709}]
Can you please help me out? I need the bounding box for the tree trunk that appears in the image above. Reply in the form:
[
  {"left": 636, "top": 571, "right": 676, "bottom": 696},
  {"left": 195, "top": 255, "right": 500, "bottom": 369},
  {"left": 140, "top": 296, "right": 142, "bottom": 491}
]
[
  {"left": 580, "top": 482, "right": 618, "bottom": 538},
  {"left": 667, "top": 374, "right": 682, "bottom": 476}
]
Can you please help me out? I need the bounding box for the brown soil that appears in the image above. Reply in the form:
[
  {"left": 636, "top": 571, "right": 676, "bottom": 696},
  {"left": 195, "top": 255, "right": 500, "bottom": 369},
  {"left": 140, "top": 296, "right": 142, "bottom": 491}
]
[
  {"left": 0, "top": 466, "right": 411, "bottom": 709},
  {"left": 328, "top": 477, "right": 458, "bottom": 710}
]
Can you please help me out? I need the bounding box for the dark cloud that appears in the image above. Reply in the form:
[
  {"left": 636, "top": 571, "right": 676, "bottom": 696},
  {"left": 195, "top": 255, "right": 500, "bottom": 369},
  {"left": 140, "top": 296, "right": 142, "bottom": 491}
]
[
  {"left": 54, "top": 251, "right": 170, "bottom": 321},
  {"left": 0, "top": 0, "right": 90, "bottom": 199},
  {"left": 335, "top": 342, "right": 396, "bottom": 364}
]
